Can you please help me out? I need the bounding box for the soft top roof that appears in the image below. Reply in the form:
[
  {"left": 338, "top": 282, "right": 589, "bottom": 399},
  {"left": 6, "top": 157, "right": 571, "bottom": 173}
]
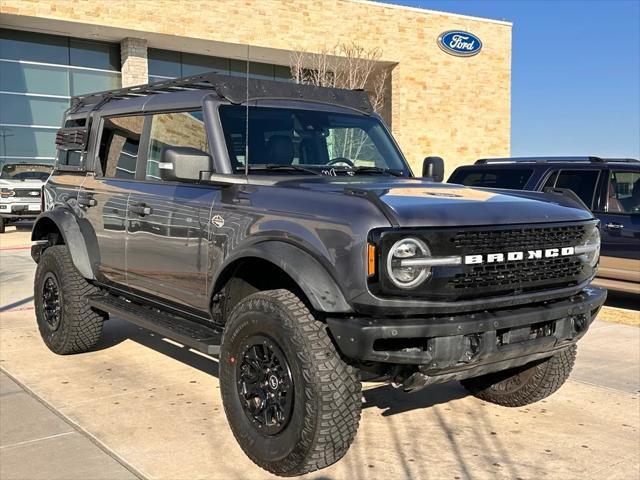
[{"left": 69, "top": 72, "right": 373, "bottom": 115}]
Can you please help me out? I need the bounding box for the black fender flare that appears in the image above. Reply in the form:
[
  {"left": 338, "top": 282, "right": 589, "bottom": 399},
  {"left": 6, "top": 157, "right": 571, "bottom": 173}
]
[
  {"left": 31, "top": 209, "right": 98, "bottom": 280},
  {"left": 213, "top": 240, "right": 353, "bottom": 313}
]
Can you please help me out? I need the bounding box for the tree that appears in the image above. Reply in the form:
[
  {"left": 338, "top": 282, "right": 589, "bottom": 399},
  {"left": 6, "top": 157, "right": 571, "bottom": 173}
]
[{"left": 289, "top": 42, "right": 389, "bottom": 115}]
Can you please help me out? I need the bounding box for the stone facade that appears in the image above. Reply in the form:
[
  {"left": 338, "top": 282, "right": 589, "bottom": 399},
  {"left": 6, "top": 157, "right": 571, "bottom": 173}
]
[
  {"left": 1, "top": 0, "right": 512, "bottom": 175},
  {"left": 120, "top": 37, "right": 148, "bottom": 87}
]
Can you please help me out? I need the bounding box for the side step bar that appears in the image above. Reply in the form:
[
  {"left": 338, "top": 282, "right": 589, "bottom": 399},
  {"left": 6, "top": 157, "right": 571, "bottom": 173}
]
[{"left": 88, "top": 294, "right": 222, "bottom": 356}]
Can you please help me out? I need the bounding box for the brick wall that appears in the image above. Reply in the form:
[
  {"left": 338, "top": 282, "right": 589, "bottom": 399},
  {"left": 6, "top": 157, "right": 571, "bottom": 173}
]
[{"left": 1, "top": 0, "right": 512, "bottom": 176}]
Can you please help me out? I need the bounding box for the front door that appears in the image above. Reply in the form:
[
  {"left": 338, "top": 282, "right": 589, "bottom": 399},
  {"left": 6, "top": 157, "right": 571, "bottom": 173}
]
[
  {"left": 125, "top": 109, "right": 216, "bottom": 311},
  {"left": 597, "top": 169, "right": 640, "bottom": 284}
]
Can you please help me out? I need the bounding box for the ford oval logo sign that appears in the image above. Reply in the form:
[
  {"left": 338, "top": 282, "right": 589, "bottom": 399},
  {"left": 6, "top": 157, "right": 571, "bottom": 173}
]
[{"left": 437, "top": 30, "right": 482, "bottom": 57}]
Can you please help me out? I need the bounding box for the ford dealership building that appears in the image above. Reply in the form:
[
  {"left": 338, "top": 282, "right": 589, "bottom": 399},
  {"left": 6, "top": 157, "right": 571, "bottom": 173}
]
[{"left": 0, "top": 0, "right": 512, "bottom": 175}]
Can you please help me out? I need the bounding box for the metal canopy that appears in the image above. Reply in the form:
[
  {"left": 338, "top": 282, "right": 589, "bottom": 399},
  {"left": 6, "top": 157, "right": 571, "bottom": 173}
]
[{"left": 69, "top": 72, "right": 373, "bottom": 115}]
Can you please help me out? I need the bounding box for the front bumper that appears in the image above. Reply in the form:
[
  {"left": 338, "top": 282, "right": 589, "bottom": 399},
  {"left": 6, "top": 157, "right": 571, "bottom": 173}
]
[
  {"left": 328, "top": 286, "right": 606, "bottom": 376},
  {"left": 0, "top": 202, "right": 41, "bottom": 218}
]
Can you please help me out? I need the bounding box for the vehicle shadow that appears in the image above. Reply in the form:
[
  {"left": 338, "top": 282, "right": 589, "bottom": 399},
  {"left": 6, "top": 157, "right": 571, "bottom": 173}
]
[
  {"left": 0, "top": 295, "right": 34, "bottom": 312},
  {"left": 605, "top": 290, "right": 639, "bottom": 310},
  {"left": 363, "top": 381, "right": 468, "bottom": 416},
  {"left": 95, "top": 316, "right": 220, "bottom": 377}
]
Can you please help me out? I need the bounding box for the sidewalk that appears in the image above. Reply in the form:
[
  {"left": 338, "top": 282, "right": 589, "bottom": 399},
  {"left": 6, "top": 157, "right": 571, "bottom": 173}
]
[{"left": 0, "top": 371, "right": 140, "bottom": 480}]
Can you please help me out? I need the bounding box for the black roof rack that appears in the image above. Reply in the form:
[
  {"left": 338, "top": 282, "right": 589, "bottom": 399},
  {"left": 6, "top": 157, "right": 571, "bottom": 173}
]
[
  {"left": 69, "top": 72, "right": 373, "bottom": 115},
  {"left": 474, "top": 156, "right": 639, "bottom": 165}
]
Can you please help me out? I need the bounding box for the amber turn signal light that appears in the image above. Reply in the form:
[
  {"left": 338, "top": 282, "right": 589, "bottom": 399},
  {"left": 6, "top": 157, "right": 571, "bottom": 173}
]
[{"left": 367, "top": 243, "right": 376, "bottom": 277}]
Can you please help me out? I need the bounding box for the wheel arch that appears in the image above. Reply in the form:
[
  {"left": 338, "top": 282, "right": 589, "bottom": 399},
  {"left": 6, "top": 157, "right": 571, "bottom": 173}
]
[
  {"left": 211, "top": 241, "right": 352, "bottom": 316},
  {"left": 31, "top": 210, "right": 97, "bottom": 280}
]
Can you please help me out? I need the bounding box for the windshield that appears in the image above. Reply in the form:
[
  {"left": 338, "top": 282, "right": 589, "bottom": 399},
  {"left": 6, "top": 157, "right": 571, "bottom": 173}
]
[
  {"left": 0, "top": 163, "right": 51, "bottom": 181},
  {"left": 449, "top": 168, "right": 534, "bottom": 190},
  {"left": 219, "top": 105, "right": 410, "bottom": 176}
]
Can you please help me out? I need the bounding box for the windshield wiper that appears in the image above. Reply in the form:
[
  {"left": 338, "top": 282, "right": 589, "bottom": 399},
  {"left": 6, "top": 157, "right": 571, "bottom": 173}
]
[
  {"left": 347, "top": 166, "right": 405, "bottom": 177},
  {"left": 257, "top": 164, "right": 323, "bottom": 176}
]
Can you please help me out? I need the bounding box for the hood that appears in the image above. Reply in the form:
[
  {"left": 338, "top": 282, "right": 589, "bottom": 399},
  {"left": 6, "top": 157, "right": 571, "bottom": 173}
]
[
  {"left": 273, "top": 177, "right": 594, "bottom": 227},
  {"left": 0, "top": 178, "right": 46, "bottom": 187}
]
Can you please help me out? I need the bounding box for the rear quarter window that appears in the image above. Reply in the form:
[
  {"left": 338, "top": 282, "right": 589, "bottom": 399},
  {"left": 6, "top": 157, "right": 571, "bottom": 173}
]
[{"left": 449, "top": 168, "right": 533, "bottom": 189}]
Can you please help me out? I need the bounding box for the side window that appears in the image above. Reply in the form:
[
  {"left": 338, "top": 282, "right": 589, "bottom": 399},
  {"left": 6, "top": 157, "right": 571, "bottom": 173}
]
[
  {"left": 608, "top": 171, "right": 640, "bottom": 214},
  {"left": 99, "top": 115, "right": 144, "bottom": 179},
  {"left": 56, "top": 118, "right": 87, "bottom": 168},
  {"left": 546, "top": 170, "right": 599, "bottom": 208},
  {"left": 146, "top": 110, "right": 209, "bottom": 181}
]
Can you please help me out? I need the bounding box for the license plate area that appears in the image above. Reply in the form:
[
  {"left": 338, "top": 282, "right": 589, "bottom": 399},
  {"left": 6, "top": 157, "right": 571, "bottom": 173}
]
[
  {"left": 28, "top": 204, "right": 40, "bottom": 211},
  {"left": 497, "top": 320, "right": 556, "bottom": 346}
]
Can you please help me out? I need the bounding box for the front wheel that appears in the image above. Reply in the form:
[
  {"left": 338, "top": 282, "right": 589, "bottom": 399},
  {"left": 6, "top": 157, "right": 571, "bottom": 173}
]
[
  {"left": 461, "top": 346, "right": 577, "bottom": 407},
  {"left": 220, "top": 289, "right": 361, "bottom": 477},
  {"left": 34, "top": 245, "right": 107, "bottom": 354}
]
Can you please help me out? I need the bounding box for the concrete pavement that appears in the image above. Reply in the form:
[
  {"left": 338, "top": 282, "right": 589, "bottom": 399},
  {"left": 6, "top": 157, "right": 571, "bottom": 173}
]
[{"left": 1, "top": 228, "right": 639, "bottom": 480}]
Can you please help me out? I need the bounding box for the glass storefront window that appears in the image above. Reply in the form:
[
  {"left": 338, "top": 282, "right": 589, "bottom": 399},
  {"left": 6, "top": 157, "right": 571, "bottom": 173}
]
[
  {"left": 0, "top": 94, "right": 69, "bottom": 126},
  {"left": 69, "top": 38, "right": 120, "bottom": 71},
  {"left": 0, "top": 126, "right": 57, "bottom": 158},
  {"left": 149, "top": 47, "right": 291, "bottom": 82},
  {"left": 0, "top": 28, "right": 121, "bottom": 164},
  {"left": 148, "top": 48, "right": 181, "bottom": 78},
  {"left": 0, "top": 29, "right": 68, "bottom": 65},
  {"left": 0, "top": 61, "right": 70, "bottom": 96},
  {"left": 70, "top": 70, "right": 121, "bottom": 96}
]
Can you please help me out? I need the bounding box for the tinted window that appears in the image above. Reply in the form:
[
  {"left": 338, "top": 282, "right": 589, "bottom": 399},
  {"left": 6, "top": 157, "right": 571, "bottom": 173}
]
[
  {"left": 449, "top": 168, "right": 533, "bottom": 189},
  {"left": 99, "top": 116, "right": 144, "bottom": 179},
  {"left": 146, "top": 110, "right": 209, "bottom": 181},
  {"left": 608, "top": 170, "right": 640, "bottom": 214},
  {"left": 549, "top": 170, "right": 600, "bottom": 208}
]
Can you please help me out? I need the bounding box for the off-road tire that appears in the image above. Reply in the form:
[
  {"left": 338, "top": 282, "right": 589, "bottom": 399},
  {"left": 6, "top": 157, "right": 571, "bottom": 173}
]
[
  {"left": 461, "top": 346, "right": 577, "bottom": 407},
  {"left": 220, "top": 289, "right": 361, "bottom": 477},
  {"left": 34, "top": 245, "right": 106, "bottom": 354}
]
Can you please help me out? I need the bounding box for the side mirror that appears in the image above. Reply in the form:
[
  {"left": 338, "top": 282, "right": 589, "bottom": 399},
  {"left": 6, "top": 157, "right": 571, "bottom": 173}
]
[
  {"left": 159, "top": 146, "right": 212, "bottom": 182},
  {"left": 422, "top": 156, "right": 445, "bottom": 182}
]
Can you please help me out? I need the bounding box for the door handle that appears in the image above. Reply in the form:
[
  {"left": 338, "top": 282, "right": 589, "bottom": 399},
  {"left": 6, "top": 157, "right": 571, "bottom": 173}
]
[
  {"left": 130, "top": 202, "right": 153, "bottom": 216},
  {"left": 78, "top": 197, "right": 97, "bottom": 207},
  {"left": 605, "top": 222, "right": 624, "bottom": 230}
]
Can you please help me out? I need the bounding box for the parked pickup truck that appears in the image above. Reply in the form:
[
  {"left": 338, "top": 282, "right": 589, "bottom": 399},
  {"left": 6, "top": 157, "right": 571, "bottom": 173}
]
[
  {"left": 449, "top": 157, "right": 639, "bottom": 295},
  {"left": 31, "top": 74, "right": 606, "bottom": 476},
  {"left": 0, "top": 162, "right": 51, "bottom": 233}
]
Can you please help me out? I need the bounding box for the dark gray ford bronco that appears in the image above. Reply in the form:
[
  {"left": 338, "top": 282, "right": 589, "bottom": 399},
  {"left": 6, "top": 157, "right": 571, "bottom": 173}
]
[{"left": 32, "top": 73, "right": 606, "bottom": 476}]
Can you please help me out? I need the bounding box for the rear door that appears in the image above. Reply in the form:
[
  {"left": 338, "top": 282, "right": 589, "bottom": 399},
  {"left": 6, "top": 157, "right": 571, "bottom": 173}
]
[
  {"left": 596, "top": 169, "right": 640, "bottom": 283},
  {"left": 80, "top": 114, "right": 145, "bottom": 286},
  {"left": 125, "top": 109, "right": 217, "bottom": 311}
]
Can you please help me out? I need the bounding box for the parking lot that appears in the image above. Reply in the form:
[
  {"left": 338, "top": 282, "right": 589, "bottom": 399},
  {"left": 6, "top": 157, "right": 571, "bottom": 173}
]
[{"left": 1, "top": 225, "right": 639, "bottom": 480}]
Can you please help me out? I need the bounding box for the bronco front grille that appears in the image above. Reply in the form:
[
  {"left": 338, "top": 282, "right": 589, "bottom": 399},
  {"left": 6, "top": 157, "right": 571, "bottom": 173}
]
[
  {"left": 450, "top": 224, "right": 587, "bottom": 253},
  {"left": 449, "top": 256, "right": 584, "bottom": 291}
]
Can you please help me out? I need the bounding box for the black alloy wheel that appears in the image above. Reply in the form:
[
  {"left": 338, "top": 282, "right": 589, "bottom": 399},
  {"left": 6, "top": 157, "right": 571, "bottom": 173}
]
[
  {"left": 236, "top": 335, "right": 294, "bottom": 435},
  {"left": 41, "top": 272, "right": 62, "bottom": 331}
]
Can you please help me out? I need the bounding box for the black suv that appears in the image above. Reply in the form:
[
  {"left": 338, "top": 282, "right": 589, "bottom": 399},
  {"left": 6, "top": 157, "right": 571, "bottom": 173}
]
[
  {"left": 449, "top": 157, "right": 639, "bottom": 295},
  {"left": 32, "top": 74, "right": 606, "bottom": 476}
]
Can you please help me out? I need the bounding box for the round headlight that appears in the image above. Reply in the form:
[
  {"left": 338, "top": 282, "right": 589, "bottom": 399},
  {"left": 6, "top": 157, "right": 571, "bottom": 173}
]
[
  {"left": 582, "top": 227, "right": 601, "bottom": 268},
  {"left": 386, "top": 238, "right": 431, "bottom": 289}
]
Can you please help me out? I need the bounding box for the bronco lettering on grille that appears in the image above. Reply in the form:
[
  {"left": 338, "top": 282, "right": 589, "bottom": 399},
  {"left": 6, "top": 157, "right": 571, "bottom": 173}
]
[{"left": 464, "top": 246, "right": 575, "bottom": 265}]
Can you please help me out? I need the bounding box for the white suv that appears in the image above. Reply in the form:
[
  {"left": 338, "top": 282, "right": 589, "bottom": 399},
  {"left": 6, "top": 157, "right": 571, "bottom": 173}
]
[{"left": 0, "top": 163, "right": 51, "bottom": 233}]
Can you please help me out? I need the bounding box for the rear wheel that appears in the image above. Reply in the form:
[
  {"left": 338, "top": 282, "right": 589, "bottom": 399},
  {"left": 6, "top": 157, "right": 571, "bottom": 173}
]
[
  {"left": 461, "top": 346, "right": 577, "bottom": 407},
  {"left": 34, "top": 245, "right": 106, "bottom": 354},
  {"left": 220, "top": 289, "right": 361, "bottom": 477}
]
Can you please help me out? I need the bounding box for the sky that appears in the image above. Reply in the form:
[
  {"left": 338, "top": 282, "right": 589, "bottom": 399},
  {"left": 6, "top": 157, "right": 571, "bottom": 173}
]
[{"left": 387, "top": 0, "right": 640, "bottom": 158}]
